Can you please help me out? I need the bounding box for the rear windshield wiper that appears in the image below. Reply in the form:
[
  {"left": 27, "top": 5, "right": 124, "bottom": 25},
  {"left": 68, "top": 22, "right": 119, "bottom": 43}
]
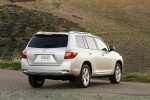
[{"left": 44, "top": 44, "right": 56, "bottom": 48}]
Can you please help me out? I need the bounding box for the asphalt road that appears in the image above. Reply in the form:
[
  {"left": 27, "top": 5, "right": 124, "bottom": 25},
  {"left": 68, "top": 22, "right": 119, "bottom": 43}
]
[{"left": 0, "top": 69, "right": 150, "bottom": 100}]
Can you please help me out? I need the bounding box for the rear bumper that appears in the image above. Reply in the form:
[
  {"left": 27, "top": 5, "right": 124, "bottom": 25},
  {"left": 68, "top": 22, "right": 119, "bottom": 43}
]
[
  {"left": 22, "top": 69, "right": 70, "bottom": 76},
  {"left": 21, "top": 58, "right": 80, "bottom": 76}
]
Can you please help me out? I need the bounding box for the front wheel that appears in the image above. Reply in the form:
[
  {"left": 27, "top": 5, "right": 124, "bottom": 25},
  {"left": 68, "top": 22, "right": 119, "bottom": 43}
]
[
  {"left": 28, "top": 76, "right": 45, "bottom": 88},
  {"left": 76, "top": 64, "right": 91, "bottom": 88},
  {"left": 109, "top": 63, "right": 122, "bottom": 84}
]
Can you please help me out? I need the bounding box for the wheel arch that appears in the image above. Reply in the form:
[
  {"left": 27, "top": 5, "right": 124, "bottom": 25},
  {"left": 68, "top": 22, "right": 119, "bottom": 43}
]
[
  {"left": 116, "top": 60, "right": 123, "bottom": 72},
  {"left": 82, "top": 61, "right": 92, "bottom": 74}
]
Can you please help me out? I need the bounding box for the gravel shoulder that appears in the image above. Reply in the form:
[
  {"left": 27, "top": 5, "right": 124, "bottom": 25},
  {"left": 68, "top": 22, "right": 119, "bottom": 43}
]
[{"left": 0, "top": 69, "right": 150, "bottom": 100}]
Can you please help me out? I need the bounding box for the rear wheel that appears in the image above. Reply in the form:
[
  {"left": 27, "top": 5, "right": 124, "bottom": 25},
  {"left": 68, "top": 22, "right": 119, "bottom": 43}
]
[
  {"left": 109, "top": 63, "right": 122, "bottom": 84},
  {"left": 76, "top": 64, "right": 91, "bottom": 88},
  {"left": 28, "top": 75, "right": 45, "bottom": 88}
]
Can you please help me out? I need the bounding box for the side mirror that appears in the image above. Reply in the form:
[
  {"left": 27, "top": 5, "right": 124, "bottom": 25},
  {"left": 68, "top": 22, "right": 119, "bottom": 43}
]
[{"left": 109, "top": 46, "right": 115, "bottom": 51}]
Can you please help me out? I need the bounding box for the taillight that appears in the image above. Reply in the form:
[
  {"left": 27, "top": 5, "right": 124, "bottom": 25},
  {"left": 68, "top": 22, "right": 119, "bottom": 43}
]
[
  {"left": 22, "top": 51, "right": 27, "bottom": 58},
  {"left": 64, "top": 52, "right": 78, "bottom": 59}
]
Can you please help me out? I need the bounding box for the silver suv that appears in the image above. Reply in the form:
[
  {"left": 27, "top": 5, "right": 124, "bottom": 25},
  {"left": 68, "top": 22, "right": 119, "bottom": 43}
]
[{"left": 21, "top": 31, "right": 123, "bottom": 88}]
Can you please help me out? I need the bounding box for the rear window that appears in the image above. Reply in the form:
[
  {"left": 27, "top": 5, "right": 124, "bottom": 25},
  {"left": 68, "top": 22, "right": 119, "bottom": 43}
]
[{"left": 28, "top": 34, "right": 68, "bottom": 48}]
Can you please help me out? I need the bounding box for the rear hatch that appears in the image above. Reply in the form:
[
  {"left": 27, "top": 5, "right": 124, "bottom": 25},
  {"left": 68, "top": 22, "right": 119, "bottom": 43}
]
[{"left": 26, "top": 34, "right": 68, "bottom": 66}]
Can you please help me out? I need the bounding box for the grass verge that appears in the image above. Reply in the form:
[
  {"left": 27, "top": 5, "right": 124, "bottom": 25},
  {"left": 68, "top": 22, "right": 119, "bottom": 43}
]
[
  {"left": 0, "top": 61, "right": 21, "bottom": 70},
  {"left": 122, "top": 73, "right": 150, "bottom": 83}
]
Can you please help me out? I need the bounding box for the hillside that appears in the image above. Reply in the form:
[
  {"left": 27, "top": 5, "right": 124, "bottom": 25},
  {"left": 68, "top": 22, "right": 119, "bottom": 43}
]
[{"left": 0, "top": 0, "right": 150, "bottom": 73}]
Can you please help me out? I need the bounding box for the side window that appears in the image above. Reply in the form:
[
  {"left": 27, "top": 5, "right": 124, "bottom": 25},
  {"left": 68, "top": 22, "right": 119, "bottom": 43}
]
[
  {"left": 75, "top": 36, "right": 85, "bottom": 48},
  {"left": 95, "top": 38, "right": 108, "bottom": 51},
  {"left": 85, "top": 37, "right": 97, "bottom": 50}
]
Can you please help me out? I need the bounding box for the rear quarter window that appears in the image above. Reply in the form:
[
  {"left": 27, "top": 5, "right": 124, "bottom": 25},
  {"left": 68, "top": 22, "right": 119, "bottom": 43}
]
[
  {"left": 75, "top": 36, "right": 85, "bottom": 48},
  {"left": 28, "top": 34, "right": 68, "bottom": 48}
]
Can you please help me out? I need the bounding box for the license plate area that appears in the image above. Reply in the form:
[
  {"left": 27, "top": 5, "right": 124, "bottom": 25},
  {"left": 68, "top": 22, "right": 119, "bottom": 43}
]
[
  {"left": 40, "top": 55, "right": 50, "bottom": 61},
  {"left": 34, "top": 54, "right": 54, "bottom": 63}
]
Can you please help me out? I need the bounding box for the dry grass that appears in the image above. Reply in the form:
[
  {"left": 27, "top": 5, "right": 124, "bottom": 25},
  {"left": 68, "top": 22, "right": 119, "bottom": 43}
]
[
  {"left": 9, "top": 0, "right": 150, "bottom": 33},
  {"left": 11, "top": 50, "right": 21, "bottom": 62}
]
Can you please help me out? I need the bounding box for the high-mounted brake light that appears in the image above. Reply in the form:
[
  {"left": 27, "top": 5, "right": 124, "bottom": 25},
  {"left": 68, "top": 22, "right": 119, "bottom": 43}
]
[
  {"left": 64, "top": 52, "right": 78, "bottom": 59},
  {"left": 22, "top": 51, "right": 27, "bottom": 58}
]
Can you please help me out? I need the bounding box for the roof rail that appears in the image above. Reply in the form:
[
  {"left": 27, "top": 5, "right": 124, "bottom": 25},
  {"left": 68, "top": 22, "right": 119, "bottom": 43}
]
[
  {"left": 69, "top": 31, "right": 92, "bottom": 35},
  {"left": 35, "top": 31, "right": 68, "bottom": 35}
]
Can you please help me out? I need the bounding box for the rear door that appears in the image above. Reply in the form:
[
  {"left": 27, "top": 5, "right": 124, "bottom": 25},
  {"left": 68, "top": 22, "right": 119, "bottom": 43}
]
[
  {"left": 94, "top": 37, "right": 114, "bottom": 73},
  {"left": 26, "top": 34, "right": 68, "bottom": 66},
  {"left": 84, "top": 36, "right": 100, "bottom": 73}
]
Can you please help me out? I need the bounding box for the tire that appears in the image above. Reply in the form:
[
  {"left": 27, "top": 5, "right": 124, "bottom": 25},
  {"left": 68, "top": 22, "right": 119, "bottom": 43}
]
[
  {"left": 28, "top": 75, "right": 45, "bottom": 88},
  {"left": 76, "top": 64, "right": 91, "bottom": 88},
  {"left": 109, "top": 63, "right": 122, "bottom": 84}
]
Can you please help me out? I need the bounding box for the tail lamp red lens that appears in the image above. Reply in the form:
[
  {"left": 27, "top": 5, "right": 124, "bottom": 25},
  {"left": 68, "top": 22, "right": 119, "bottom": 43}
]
[
  {"left": 64, "top": 52, "right": 78, "bottom": 59},
  {"left": 22, "top": 51, "right": 27, "bottom": 58}
]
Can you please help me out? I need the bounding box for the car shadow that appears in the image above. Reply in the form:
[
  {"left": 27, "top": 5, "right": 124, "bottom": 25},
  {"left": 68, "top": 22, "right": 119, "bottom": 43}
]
[{"left": 39, "top": 79, "right": 112, "bottom": 89}]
